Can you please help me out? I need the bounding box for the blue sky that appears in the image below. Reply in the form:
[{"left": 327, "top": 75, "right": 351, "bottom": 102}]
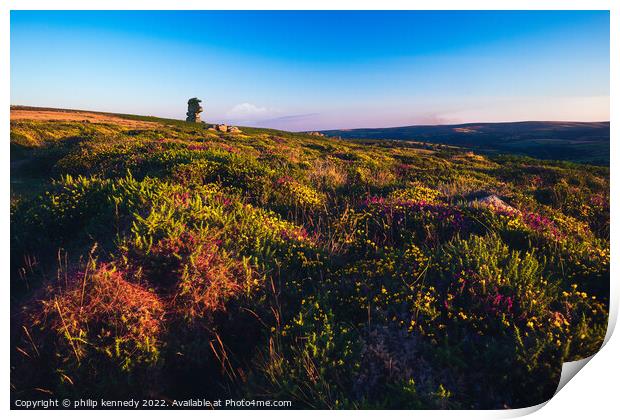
[{"left": 11, "top": 11, "right": 609, "bottom": 131}]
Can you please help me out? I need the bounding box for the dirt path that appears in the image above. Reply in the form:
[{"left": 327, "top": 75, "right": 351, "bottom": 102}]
[{"left": 11, "top": 108, "right": 161, "bottom": 129}]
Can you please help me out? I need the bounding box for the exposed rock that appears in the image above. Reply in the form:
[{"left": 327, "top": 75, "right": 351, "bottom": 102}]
[
  {"left": 186, "top": 97, "right": 203, "bottom": 123},
  {"left": 205, "top": 123, "right": 240, "bottom": 133},
  {"left": 207, "top": 124, "right": 242, "bottom": 134},
  {"left": 469, "top": 194, "right": 518, "bottom": 213},
  {"left": 308, "top": 131, "right": 325, "bottom": 137}
]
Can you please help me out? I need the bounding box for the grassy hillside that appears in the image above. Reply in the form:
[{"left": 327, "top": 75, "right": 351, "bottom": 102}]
[
  {"left": 11, "top": 113, "right": 609, "bottom": 409},
  {"left": 321, "top": 121, "right": 610, "bottom": 165}
]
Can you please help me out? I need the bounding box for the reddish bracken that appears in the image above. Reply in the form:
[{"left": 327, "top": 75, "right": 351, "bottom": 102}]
[
  {"left": 24, "top": 264, "right": 164, "bottom": 364},
  {"left": 149, "top": 232, "right": 254, "bottom": 320}
]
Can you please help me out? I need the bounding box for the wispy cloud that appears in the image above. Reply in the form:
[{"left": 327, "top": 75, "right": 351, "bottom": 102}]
[
  {"left": 223, "top": 106, "right": 321, "bottom": 130},
  {"left": 226, "top": 102, "right": 273, "bottom": 119},
  {"left": 256, "top": 113, "right": 319, "bottom": 125}
]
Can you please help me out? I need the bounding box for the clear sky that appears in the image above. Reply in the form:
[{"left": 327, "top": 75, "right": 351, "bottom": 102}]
[{"left": 11, "top": 10, "right": 609, "bottom": 131}]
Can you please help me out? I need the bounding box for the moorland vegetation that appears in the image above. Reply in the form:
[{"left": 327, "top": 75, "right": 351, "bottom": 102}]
[{"left": 10, "top": 114, "right": 609, "bottom": 408}]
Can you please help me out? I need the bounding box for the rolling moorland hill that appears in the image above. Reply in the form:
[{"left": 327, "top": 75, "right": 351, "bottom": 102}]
[
  {"left": 320, "top": 121, "right": 610, "bottom": 165},
  {"left": 10, "top": 108, "right": 609, "bottom": 409}
]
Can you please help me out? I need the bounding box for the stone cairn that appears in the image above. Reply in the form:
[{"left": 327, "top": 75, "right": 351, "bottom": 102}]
[
  {"left": 185, "top": 97, "right": 241, "bottom": 133},
  {"left": 186, "top": 97, "right": 203, "bottom": 122}
]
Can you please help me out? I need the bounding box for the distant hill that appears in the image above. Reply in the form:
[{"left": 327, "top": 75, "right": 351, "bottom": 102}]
[{"left": 320, "top": 121, "right": 610, "bottom": 165}]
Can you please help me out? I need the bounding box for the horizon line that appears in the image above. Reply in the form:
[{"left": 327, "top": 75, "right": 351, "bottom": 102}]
[{"left": 10, "top": 104, "right": 610, "bottom": 133}]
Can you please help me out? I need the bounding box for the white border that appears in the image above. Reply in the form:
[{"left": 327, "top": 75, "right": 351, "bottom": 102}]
[{"left": 3, "top": 1, "right": 617, "bottom": 419}]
